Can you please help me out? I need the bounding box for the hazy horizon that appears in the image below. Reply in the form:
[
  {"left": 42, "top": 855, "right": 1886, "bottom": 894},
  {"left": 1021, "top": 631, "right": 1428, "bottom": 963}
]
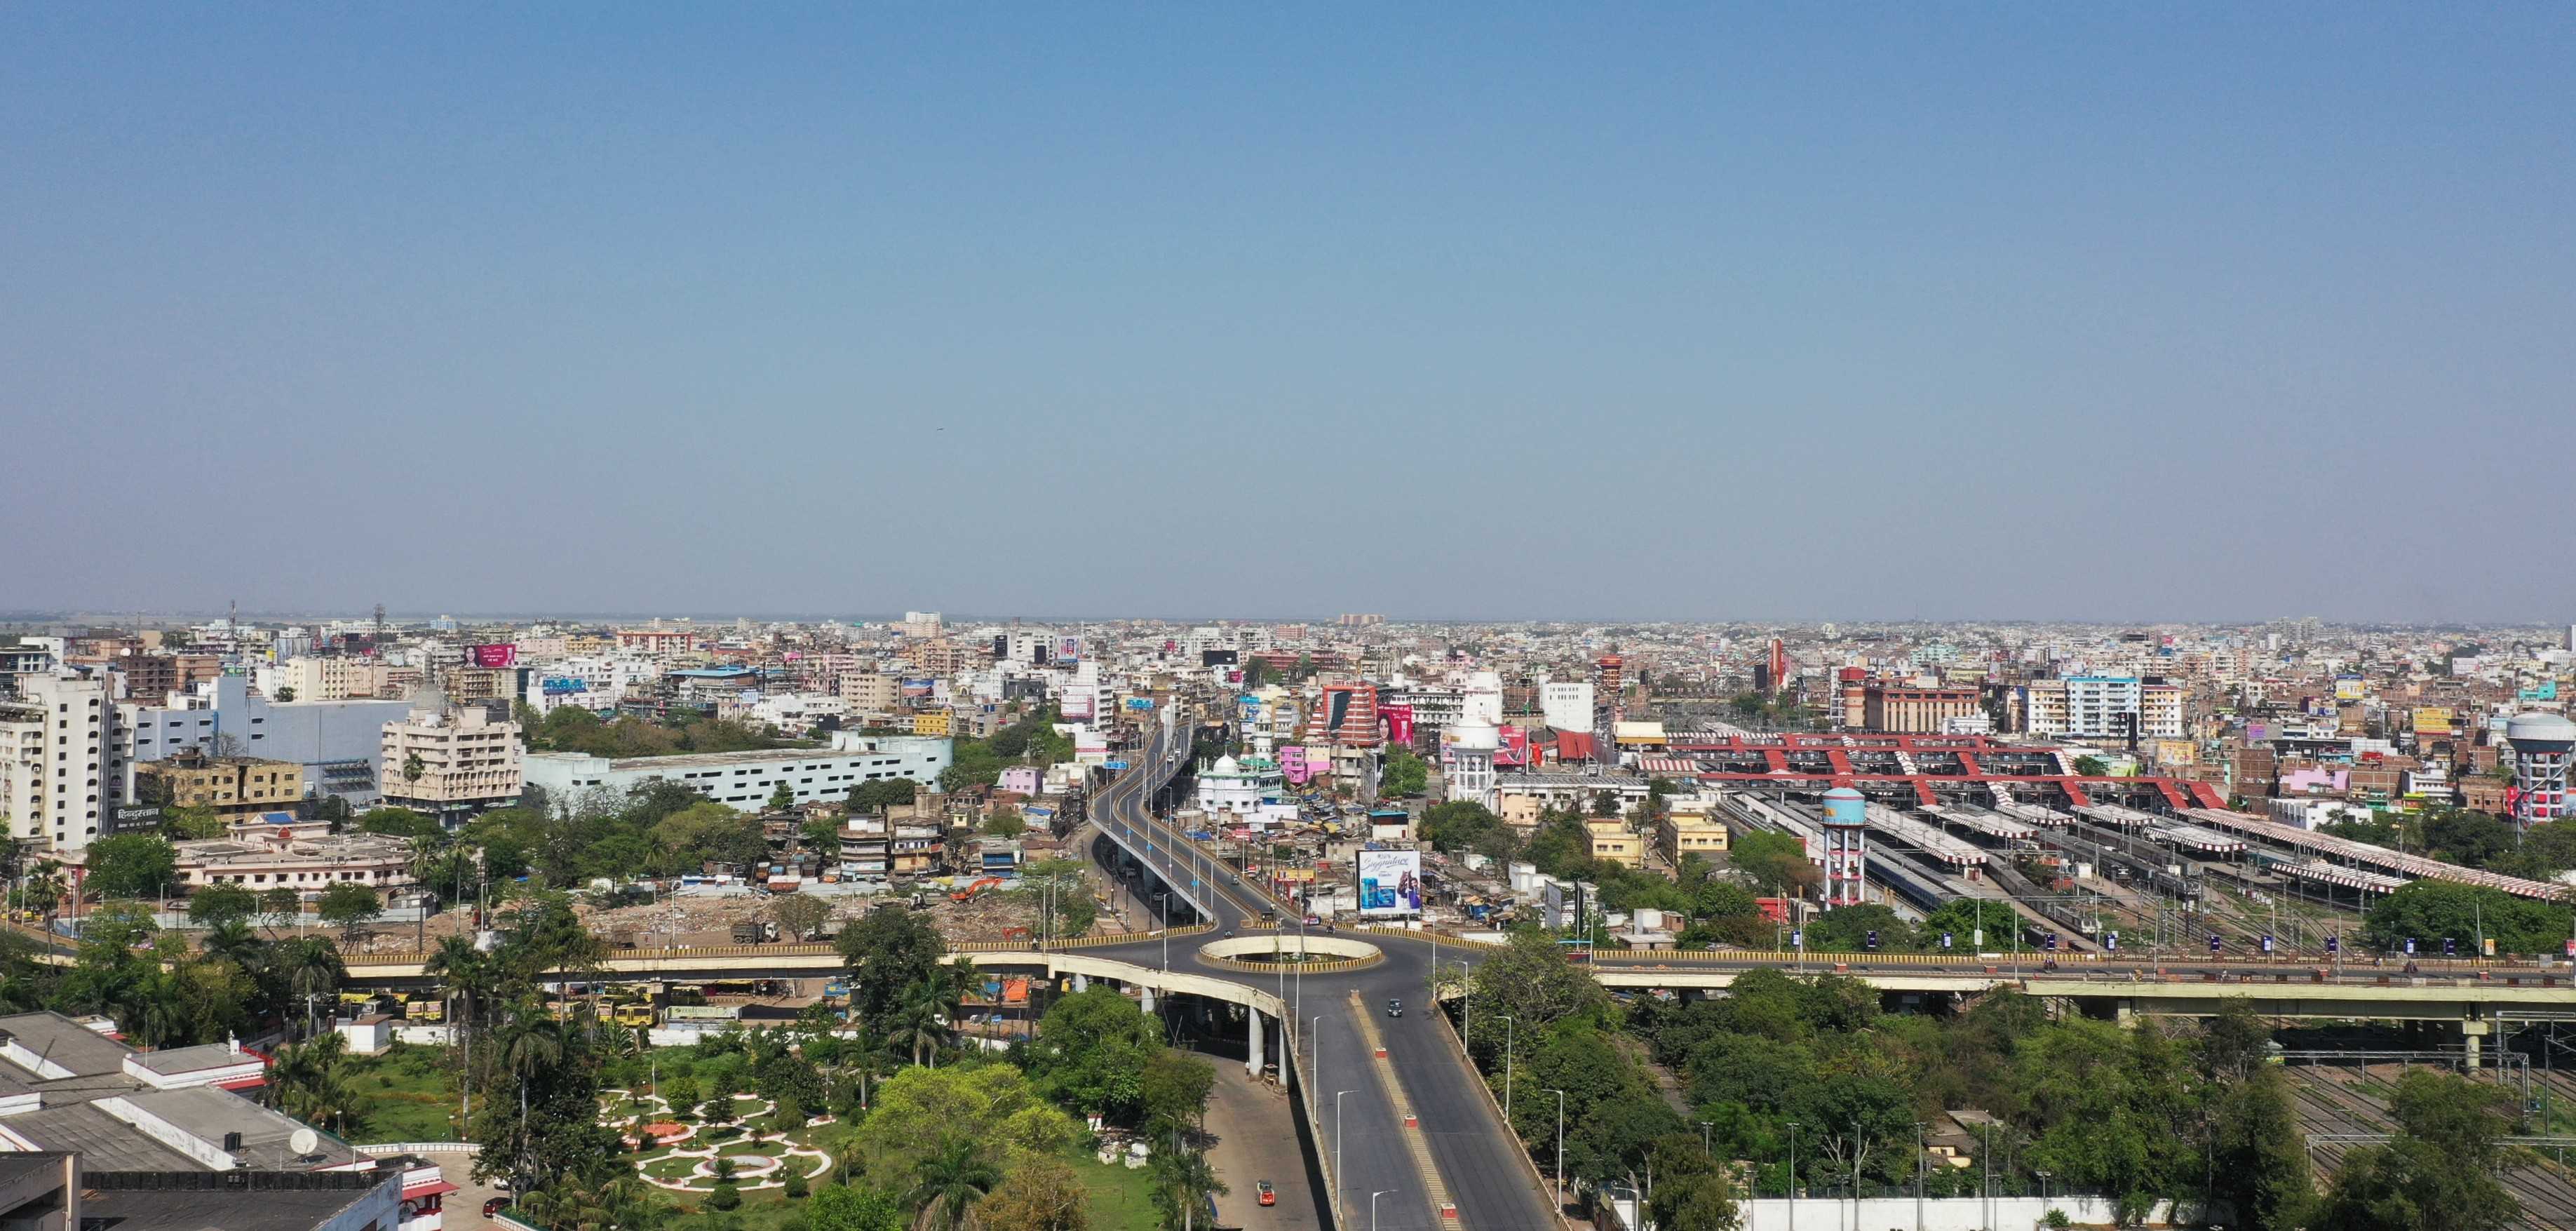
[{"left": 8, "top": 8, "right": 2570, "bottom": 623}]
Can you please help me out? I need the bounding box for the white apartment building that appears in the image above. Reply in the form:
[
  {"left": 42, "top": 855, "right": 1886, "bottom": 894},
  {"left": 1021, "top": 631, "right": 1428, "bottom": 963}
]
[
  {"left": 379, "top": 698, "right": 522, "bottom": 824},
  {"left": 2021, "top": 675, "right": 2183, "bottom": 741},
  {"left": 0, "top": 671, "right": 130, "bottom": 852},
  {"left": 1539, "top": 680, "right": 1596, "bottom": 733},
  {"left": 741, "top": 692, "right": 849, "bottom": 733},
  {"left": 1194, "top": 754, "right": 1289, "bottom": 820},
  {"left": 522, "top": 733, "right": 952, "bottom": 812}
]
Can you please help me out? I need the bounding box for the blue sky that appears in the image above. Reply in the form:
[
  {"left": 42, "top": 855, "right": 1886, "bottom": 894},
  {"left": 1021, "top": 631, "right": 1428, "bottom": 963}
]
[{"left": 6, "top": 6, "right": 2570, "bottom": 622}]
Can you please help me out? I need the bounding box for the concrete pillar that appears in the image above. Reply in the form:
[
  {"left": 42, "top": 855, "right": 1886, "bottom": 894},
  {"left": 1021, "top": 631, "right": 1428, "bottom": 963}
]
[
  {"left": 1072, "top": 973, "right": 1088, "bottom": 993},
  {"left": 1140, "top": 985, "right": 1156, "bottom": 1014},
  {"left": 1246, "top": 1009, "right": 1265, "bottom": 1077},
  {"left": 2464, "top": 1017, "right": 2490, "bottom": 1068},
  {"left": 2115, "top": 1000, "right": 2138, "bottom": 1030}
]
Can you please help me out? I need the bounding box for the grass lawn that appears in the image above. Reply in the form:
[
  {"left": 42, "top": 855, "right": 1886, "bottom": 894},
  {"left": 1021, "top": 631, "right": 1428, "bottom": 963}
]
[
  {"left": 341, "top": 1043, "right": 463, "bottom": 1142},
  {"left": 1067, "top": 1147, "right": 1161, "bottom": 1229}
]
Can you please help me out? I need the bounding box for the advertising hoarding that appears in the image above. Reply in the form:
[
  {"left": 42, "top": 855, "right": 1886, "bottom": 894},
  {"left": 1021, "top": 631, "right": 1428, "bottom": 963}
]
[
  {"left": 1356, "top": 849, "right": 1423, "bottom": 917},
  {"left": 468, "top": 643, "right": 519, "bottom": 668},
  {"left": 1380, "top": 704, "right": 1414, "bottom": 746},
  {"left": 901, "top": 678, "right": 936, "bottom": 698},
  {"left": 1058, "top": 635, "right": 1082, "bottom": 663}
]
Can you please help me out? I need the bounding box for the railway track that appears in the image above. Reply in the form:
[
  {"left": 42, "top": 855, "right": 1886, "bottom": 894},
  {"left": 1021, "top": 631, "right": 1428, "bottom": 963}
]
[{"left": 2285, "top": 1062, "right": 2576, "bottom": 1229}]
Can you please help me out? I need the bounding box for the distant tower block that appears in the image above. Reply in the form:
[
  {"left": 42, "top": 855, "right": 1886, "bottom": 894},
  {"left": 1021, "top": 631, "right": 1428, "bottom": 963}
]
[
  {"left": 2507, "top": 712, "right": 2576, "bottom": 827},
  {"left": 1820, "top": 785, "right": 1869, "bottom": 908}
]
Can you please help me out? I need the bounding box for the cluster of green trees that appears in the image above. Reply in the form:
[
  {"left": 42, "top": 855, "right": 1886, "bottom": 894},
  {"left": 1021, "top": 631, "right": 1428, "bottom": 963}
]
[
  {"left": 1453, "top": 932, "right": 1736, "bottom": 1219},
  {"left": 2363, "top": 880, "right": 2576, "bottom": 956},
  {"left": 2328, "top": 805, "right": 2576, "bottom": 884},
  {"left": 524, "top": 704, "right": 813, "bottom": 759},
  {"left": 1380, "top": 748, "right": 1429, "bottom": 798},
  {"left": 358, "top": 781, "right": 782, "bottom": 895},
  {"left": 0, "top": 894, "right": 349, "bottom": 1051},
  {"left": 1619, "top": 969, "right": 2526, "bottom": 1228},
  {"left": 941, "top": 707, "right": 1074, "bottom": 793}
]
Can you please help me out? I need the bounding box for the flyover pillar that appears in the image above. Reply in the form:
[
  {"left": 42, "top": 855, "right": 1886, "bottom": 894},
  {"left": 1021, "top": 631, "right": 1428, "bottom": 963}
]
[
  {"left": 2463, "top": 1014, "right": 2490, "bottom": 1068},
  {"left": 2115, "top": 1000, "right": 2138, "bottom": 1030},
  {"left": 1246, "top": 1009, "right": 1265, "bottom": 1077},
  {"left": 1139, "top": 984, "right": 1156, "bottom": 1014},
  {"left": 1073, "top": 973, "right": 1088, "bottom": 993}
]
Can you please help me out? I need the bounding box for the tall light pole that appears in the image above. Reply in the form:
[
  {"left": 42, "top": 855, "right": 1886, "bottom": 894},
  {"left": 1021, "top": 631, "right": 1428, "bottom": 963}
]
[
  {"left": 1310, "top": 1014, "right": 1323, "bottom": 1124},
  {"left": 1545, "top": 1087, "right": 1567, "bottom": 1213},
  {"left": 1156, "top": 892, "right": 1171, "bottom": 970},
  {"left": 1699, "top": 1119, "right": 1713, "bottom": 1155},
  {"left": 1787, "top": 1121, "right": 1801, "bottom": 1225},
  {"left": 1914, "top": 1120, "right": 1927, "bottom": 1231},
  {"left": 1370, "top": 1190, "right": 1392, "bottom": 1231},
  {"left": 1335, "top": 1089, "right": 1356, "bottom": 1226},
  {"left": 1497, "top": 1015, "right": 1516, "bottom": 1122}
]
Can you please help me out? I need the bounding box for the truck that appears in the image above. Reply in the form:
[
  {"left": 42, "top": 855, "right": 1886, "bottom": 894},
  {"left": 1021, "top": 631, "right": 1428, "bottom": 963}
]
[{"left": 731, "top": 920, "right": 780, "bottom": 943}]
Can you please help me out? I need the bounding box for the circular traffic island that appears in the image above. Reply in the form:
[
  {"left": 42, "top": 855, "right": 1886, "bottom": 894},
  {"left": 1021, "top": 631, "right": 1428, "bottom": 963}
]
[{"left": 1195, "top": 935, "right": 1384, "bottom": 972}]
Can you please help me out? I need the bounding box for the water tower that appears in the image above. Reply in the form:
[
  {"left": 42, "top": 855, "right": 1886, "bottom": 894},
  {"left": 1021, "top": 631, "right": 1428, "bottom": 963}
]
[
  {"left": 1445, "top": 718, "right": 1499, "bottom": 812},
  {"left": 1820, "top": 784, "right": 1869, "bottom": 908},
  {"left": 2506, "top": 712, "right": 2576, "bottom": 827}
]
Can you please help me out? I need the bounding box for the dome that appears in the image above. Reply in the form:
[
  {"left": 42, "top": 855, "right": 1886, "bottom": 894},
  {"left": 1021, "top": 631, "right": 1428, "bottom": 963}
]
[
  {"left": 1822, "top": 786, "right": 1864, "bottom": 802},
  {"left": 1212, "top": 754, "right": 1241, "bottom": 774},
  {"left": 2507, "top": 713, "right": 2576, "bottom": 746}
]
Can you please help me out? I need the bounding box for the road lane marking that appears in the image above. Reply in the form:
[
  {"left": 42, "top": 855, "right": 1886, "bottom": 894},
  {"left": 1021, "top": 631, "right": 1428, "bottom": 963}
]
[{"left": 1349, "top": 990, "right": 1459, "bottom": 1224}]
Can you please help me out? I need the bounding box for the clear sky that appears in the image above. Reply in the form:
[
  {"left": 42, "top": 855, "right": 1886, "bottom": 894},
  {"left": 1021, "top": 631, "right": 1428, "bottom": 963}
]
[{"left": 6, "top": 6, "right": 2570, "bottom": 624}]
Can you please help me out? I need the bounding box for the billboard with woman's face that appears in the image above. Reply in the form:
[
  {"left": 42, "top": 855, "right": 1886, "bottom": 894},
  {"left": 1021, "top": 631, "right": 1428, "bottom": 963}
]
[{"left": 1356, "top": 849, "right": 1422, "bottom": 916}]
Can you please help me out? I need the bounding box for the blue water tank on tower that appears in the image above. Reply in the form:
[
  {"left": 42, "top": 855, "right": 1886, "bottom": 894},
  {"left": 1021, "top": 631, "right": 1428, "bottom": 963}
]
[{"left": 1822, "top": 785, "right": 1867, "bottom": 828}]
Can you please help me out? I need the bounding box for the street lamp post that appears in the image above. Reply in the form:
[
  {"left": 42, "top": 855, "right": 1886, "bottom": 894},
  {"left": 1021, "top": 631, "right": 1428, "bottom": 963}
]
[
  {"left": 1788, "top": 1122, "right": 1801, "bottom": 1223},
  {"left": 1335, "top": 1089, "right": 1356, "bottom": 1226},
  {"left": 1699, "top": 1119, "right": 1713, "bottom": 1155},
  {"left": 1370, "top": 1190, "right": 1392, "bottom": 1231},
  {"left": 1498, "top": 1016, "right": 1516, "bottom": 1122},
  {"left": 1915, "top": 1121, "right": 1927, "bottom": 1231},
  {"left": 1545, "top": 1087, "right": 1567, "bottom": 1213}
]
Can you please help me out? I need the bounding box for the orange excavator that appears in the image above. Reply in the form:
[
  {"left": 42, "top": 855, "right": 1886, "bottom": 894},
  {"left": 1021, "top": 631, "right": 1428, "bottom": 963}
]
[{"left": 950, "top": 876, "right": 1005, "bottom": 903}]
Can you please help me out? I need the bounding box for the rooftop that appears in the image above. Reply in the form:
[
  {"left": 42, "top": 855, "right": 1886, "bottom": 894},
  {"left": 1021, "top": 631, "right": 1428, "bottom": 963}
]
[
  {"left": 80, "top": 1172, "right": 393, "bottom": 1231},
  {"left": 0, "top": 1011, "right": 134, "bottom": 1078}
]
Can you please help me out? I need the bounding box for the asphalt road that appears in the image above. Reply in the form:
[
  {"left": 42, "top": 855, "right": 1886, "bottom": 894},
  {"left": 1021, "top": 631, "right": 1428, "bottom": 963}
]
[{"left": 1084, "top": 728, "right": 1561, "bottom": 1231}]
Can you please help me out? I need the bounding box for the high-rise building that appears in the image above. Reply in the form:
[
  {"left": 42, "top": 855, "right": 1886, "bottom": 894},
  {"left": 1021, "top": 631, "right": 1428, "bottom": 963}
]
[
  {"left": 1863, "top": 685, "right": 1982, "bottom": 733},
  {"left": 379, "top": 693, "right": 522, "bottom": 825},
  {"left": 0, "top": 671, "right": 130, "bottom": 852}
]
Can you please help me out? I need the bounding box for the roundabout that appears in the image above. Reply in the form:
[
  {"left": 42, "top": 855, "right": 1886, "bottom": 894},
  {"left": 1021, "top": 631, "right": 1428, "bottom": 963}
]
[{"left": 1194, "top": 934, "right": 1383, "bottom": 973}]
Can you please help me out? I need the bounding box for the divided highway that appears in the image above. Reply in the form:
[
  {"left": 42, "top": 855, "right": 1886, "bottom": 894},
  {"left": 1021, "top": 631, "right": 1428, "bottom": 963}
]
[{"left": 1083, "top": 727, "right": 1563, "bottom": 1230}]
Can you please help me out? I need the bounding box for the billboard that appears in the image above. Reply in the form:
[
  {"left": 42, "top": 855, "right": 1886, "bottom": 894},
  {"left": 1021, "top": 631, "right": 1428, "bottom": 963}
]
[
  {"left": 1356, "top": 849, "right": 1424, "bottom": 917},
  {"left": 1380, "top": 704, "right": 1414, "bottom": 746},
  {"left": 541, "top": 677, "right": 588, "bottom": 696},
  {"left": 1058, "top": 635, "right": 1082, "bottom": 663},
  {"left": 468, "top": 643, "right": 518, "bottom": 668},
  {"left": 901, "top": 678, "right": 936, "bottom": 698},
  {"left": 2333, "top": 675, "right": 2366, "bottom": 701}
]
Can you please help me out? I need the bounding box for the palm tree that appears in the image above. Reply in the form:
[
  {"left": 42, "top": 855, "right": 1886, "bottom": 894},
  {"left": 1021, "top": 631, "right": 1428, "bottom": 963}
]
[
  {"left": 202, "top": 919, "right": 264, "bottom": 970},
  {"left": 425, "top": 933, "right": 506, "bottom": 1126},
  {"left": 271, "top": 935, "right": 345, "bottom": 1035},
  {"left": 1148, "top": 1143, "right": 1228, "bottom": 1231},
  {"left": 907, "top": 1136, "right": 1002, "bottom": 1231},
  {"left": 270, "top": 1032, "right": 355, "bottom": 1131},
  {"left": 887, "top": 978, "right": 951, "bottom": 1068}
]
